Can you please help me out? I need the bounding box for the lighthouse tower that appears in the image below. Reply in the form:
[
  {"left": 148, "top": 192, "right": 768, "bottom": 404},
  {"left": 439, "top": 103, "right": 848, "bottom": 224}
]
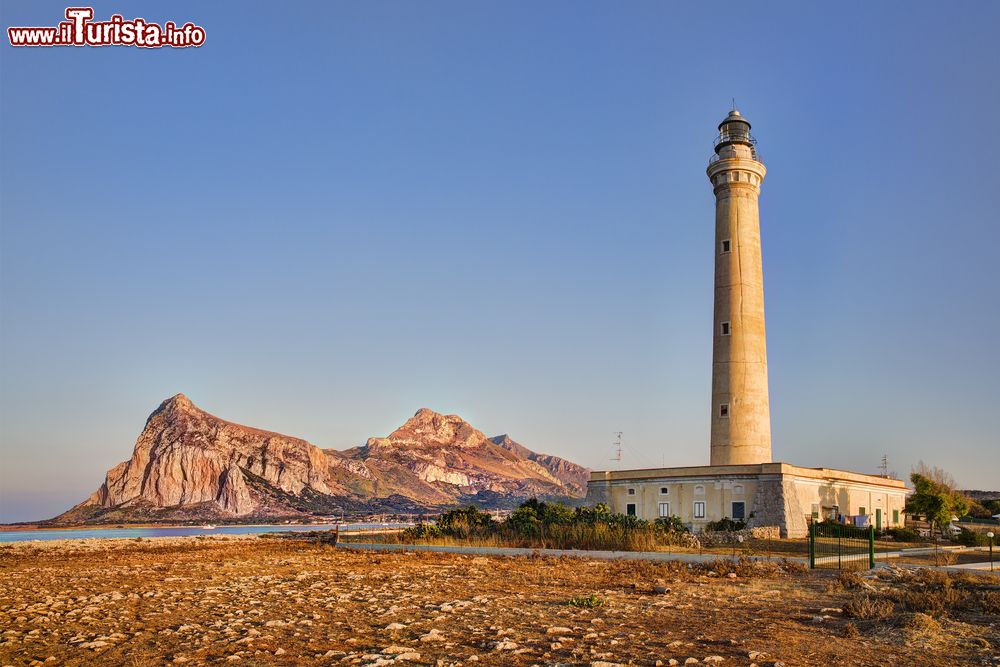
[{"left": 706, "top": 110, "right": 772, "bottom": 466}]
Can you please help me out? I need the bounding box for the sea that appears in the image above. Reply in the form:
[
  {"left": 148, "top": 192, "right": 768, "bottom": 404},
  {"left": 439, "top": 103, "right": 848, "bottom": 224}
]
[{"left": 0, "top": 523, "right": 411, "bottom": 543}]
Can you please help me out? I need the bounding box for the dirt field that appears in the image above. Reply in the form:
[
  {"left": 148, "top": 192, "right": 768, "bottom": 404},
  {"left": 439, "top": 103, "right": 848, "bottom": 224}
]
[{"left": 0, "top": 536, "right": 997, "bottom": 666}]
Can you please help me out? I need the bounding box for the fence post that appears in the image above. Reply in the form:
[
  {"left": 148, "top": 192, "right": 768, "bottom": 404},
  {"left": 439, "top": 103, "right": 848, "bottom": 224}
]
[
  {"left": 808, "top": 522, "right": 815, "bottom": 569},
  {"left": 868, "top": 524, "right": 875, "bottom": 569},
  {"left": 837, "top": 524, "right": 842, "bottom": 569}
]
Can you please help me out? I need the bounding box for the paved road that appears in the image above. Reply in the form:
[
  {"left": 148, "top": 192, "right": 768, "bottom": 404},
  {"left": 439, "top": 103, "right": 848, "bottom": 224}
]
[
  {"left": 337, "top": 541, "right": 1000, "bottom": 574},
  {"left": 336, "top": 541, "right": 807, "bottom": 564}
]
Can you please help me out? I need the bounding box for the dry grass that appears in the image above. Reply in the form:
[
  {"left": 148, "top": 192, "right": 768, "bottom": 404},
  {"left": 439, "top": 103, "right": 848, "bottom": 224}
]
[
  {"left": 845, "top": 595, "right": 895, "bottom": 620},
  {"left": 0, "top": 536, "right": 997, "bottom": 666}
]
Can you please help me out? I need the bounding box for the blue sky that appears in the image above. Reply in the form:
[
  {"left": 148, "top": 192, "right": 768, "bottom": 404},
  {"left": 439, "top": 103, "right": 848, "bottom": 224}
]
[{"left": 2, "top": 1, "right": 998, "bottom": 522}]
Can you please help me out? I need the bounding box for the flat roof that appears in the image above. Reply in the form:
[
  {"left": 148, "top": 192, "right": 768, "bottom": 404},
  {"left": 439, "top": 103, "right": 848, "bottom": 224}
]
[{"left": 589, "top": 461, "right": 908, "bottom": 490}]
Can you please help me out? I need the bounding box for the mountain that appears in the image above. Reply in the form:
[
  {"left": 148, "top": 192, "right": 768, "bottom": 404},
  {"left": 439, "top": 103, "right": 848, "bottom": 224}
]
[{"left": 52, "top": 395, "right": 589, "bottom": 524}]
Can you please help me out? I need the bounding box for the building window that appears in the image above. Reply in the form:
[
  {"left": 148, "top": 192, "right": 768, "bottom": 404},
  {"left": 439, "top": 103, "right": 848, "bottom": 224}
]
[
  {"left": 694, "top": 501, "right": 706, "bottom": 519},
  {"left": 659, "top": 487, "right": 669, "bottom": 495},
  {"left": 719, "top": 404, "right": 729, "bottom": 418},
  {"left": 859, "top": 506, "right": 866, "bottom": 516},
  {"left": 658, "top": 502, "right": 670, "bottom": 518},
  {"left": 732, "top": 502, "right": 745, "bottom": 520},
  {"left": 720, "top": 239, "right": 731, "bottom": 254},
  {"left": 694, "top": 484, "right": 705, "bottom": 495},
  {"left": 626, "top": 503, "right": 636, "bottom": 517},
  {"left": 893, "top": 509, "right": 899, "bottom": 525},
  {"left": 720, "top": 321, "right": 730, "bottom": 336},
  {"left": 627, "top": 488, "right": 636, "bottom": 496}
]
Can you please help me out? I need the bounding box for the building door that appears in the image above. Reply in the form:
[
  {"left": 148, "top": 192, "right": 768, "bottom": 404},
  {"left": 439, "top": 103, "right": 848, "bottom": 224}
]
[
  {"left": 658, "top": 502, "right": 670, "bottom": 518},
  {"left": 626, "top": 503, "right": 636, "bottom": 517},
  {"left": 875, "top": 508, "right": 882, "bottom": 531}
]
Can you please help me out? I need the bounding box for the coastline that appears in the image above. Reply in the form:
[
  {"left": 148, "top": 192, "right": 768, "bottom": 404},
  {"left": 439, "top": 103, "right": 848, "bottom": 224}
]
[{"left": 0, "top": 520, "right": 359, "bottom": 532}]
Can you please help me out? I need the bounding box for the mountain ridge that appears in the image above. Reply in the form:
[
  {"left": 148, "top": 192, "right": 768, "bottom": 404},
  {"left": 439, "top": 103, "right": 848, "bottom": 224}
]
[{"left": 54, "top": 394, "right": 589, "bottom": 524}]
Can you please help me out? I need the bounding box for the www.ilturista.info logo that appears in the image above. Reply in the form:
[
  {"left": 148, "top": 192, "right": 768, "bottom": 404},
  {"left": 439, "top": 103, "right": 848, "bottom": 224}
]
[{"left": 8, "top": 7, "right": 205, "bottom": 48}]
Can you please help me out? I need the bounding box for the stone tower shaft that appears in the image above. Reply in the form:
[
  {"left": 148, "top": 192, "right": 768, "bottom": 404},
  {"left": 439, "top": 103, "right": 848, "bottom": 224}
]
[{"left": 706, "top": 110, "right": 772, "bottom": 466}]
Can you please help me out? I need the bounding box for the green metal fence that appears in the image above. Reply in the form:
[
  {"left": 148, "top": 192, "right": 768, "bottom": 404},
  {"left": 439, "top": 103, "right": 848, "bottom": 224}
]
[{"left": 809, "top": 522, "right": 875, "bottom": 569}]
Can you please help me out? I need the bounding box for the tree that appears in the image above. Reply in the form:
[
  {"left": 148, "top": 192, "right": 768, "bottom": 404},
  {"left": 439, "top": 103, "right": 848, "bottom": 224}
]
[
  {"left": 905, "top": 472, "right": 970, "bottom": 536},
  {"left": 912, "top": 461, "right": 957, "bottom": 489}
]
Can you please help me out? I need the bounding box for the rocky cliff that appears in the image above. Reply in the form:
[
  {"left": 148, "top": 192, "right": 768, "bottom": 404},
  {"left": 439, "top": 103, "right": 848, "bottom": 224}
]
[{"left": 55, "top": 395, "right": 589, "bottom": 523}]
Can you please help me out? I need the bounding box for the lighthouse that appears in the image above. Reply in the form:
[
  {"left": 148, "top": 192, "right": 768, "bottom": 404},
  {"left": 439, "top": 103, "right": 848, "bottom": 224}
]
[
  {"left": 706, "top": 110, "right": 772, "bottom": 466},
  {"left": 585, "top": 110, "right": 909, "bottom": 538}
]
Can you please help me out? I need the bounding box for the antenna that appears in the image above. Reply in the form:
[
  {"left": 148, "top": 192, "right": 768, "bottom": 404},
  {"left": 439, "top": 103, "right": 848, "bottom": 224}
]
[
  {"left": 611, "top": 432, "right": 623, "bottom": 468},
  {"left": 732, "top": 97, "right": 736, "bottom": 111},
  {"left": 879, "top": 454, "right": 889, "bottom": 478}
]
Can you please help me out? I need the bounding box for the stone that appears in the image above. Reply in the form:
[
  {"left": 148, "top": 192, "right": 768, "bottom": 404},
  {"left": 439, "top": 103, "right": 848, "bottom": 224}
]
[
  {"left": 419, "top": 629, "right": 445, "bottom": 642},
  {"left": 491, "top": 641, "right": 518, "bottom": 650}
]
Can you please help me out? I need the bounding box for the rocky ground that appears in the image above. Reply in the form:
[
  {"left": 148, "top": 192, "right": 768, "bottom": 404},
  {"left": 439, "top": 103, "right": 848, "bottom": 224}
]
[{"left": 0, "top": 536, "right": 997, "bottom": 666}]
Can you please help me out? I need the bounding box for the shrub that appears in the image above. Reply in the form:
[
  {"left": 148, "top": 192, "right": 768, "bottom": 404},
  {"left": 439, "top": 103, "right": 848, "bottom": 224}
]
[
  {"left": 885, "top": 527, "right": 919, "bottom": 542},
  {"left": 401, "top": 499, "right": 698, "bottom": 551},
  {"left": 567, "top": 594, "right": 605, "bottom": 608},
  {"left": 896, "top": 612, "right": 942, "bottom": 634},
  {"left": 897, "top": 586, "right": 967, "bottom": 617},
  {"left": 705, "top": 517, "right": 746, "bottom": 532},
  {"left": 654, "top": 515, "right": 688, "bottom": 534},
  {"left": 978, "top": 591, "right": 1000, "bottom": 615},
  {"left": 401, "top": 524, "right": 443, "bottom": 540},
  {"left": 933, "top": 551, "right": 958, "bottom": 566},
  {"left": 837, "top": 571, "right": 864, "bottom": 590},
  {"left": 437, "top": 506, "right": 495, "bottom": 537},
  {"left": 844, "top": 595, "right": 895, "bottom": 620},
  {"left": 954, "top": 528, "right": 990, "bottom": 547}
]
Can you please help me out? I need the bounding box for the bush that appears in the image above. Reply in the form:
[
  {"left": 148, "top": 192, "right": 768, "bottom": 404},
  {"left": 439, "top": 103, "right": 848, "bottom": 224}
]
[
  {"left": 401, "top": 523, "right": 443, "bottom": 539},
  {"left": 401, "top": 499, "right": 698, "bottom": 551},
  {"left": 897, "top": 586, "right": 967, "bottom": 617},
  {"left": 896, "top": 612, "right": 942, "bottom": 634},
  {"left": 705, "top": 517, "right": 746, "bottom": 532},
  {"left": 567, "top": 594, "right": 605, "bottom": 608},
  {"left": 978, "top": 591, "right": 1000, "bottom": 615},
  {"left": 654, "top": 515, "right": 688, "bottom": 534},
  {"left": 844, "top": 595, "right": 895, "bottom": 620},
  {"left": 885, "top": 527, "right": 919, "bottom": 542},
  {"left": 837, "top": 571, "right": 864, "bottom": 590},
  {"left": 954, "top": 528, "right": 991, "bottom": 547},
  {"left": 437, "top": 506, "right": 495, "bottom": 537}
]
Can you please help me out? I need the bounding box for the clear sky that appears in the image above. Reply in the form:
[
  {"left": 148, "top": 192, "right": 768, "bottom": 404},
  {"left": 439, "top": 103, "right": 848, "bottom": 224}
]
[{"left": 2, "top": 1, "right": 998, "bottom": 523}]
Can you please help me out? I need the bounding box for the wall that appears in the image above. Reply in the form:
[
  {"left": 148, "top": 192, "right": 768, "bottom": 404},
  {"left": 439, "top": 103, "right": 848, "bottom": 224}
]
[{"left": 587, "top": 465, "right": 908, "bottom": 538}]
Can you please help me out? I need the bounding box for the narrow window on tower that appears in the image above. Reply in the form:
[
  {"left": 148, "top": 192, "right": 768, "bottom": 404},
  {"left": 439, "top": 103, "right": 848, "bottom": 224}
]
[
  {"left": 719, "top": 404, "right": 729, "bottom": 418},
  {"left": 720, "top": 321, "right": 730, "bottom": 336},
  {"left": 720, "top": 239, "right": 731, "bottom": 254}
]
